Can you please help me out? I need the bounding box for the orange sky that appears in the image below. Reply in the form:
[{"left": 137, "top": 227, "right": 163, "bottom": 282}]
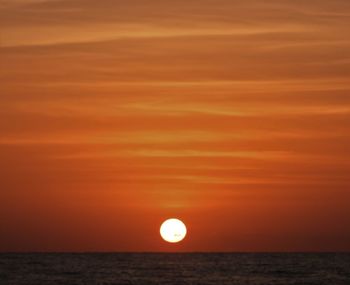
[{"left": 0, "top": 0, "right": 350, "bottom": 252}]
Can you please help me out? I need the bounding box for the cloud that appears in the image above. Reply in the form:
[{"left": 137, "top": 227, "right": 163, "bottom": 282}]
[{"left": 1, "top": 0, "right": 349, "bottom": 47}]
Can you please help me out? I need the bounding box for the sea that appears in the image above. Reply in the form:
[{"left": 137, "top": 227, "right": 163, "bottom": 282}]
[{"left": 1, "top": 253, "right": 349, "bottom": 285}]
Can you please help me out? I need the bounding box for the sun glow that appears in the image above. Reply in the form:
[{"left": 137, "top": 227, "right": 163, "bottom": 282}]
[{"left": 160, "top": 218, "right": 187, "bottom": 243}]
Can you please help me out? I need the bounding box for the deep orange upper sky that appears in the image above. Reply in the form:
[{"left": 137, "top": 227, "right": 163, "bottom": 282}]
[{"left": 1, "top": 0, "right": 350, "bottom": 252}]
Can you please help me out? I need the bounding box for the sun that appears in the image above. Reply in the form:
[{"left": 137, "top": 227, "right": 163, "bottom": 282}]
[{"left": 160, "top": 218, "right": 187, "bottom": 243}]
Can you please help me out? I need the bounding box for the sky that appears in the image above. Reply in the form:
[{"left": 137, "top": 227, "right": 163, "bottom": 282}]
[{"left": 0, "top": 0, "right": 350, "bottom": 252}]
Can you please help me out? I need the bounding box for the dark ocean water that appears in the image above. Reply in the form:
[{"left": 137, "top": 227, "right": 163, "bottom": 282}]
[{"left": 1, "top": 253, "right": 349, "bottom": 285}]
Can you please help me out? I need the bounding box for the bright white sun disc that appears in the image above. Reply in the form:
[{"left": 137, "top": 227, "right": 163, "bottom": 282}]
[{"left": 160, "top": 218, "right": 187, "bottom": 243}]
